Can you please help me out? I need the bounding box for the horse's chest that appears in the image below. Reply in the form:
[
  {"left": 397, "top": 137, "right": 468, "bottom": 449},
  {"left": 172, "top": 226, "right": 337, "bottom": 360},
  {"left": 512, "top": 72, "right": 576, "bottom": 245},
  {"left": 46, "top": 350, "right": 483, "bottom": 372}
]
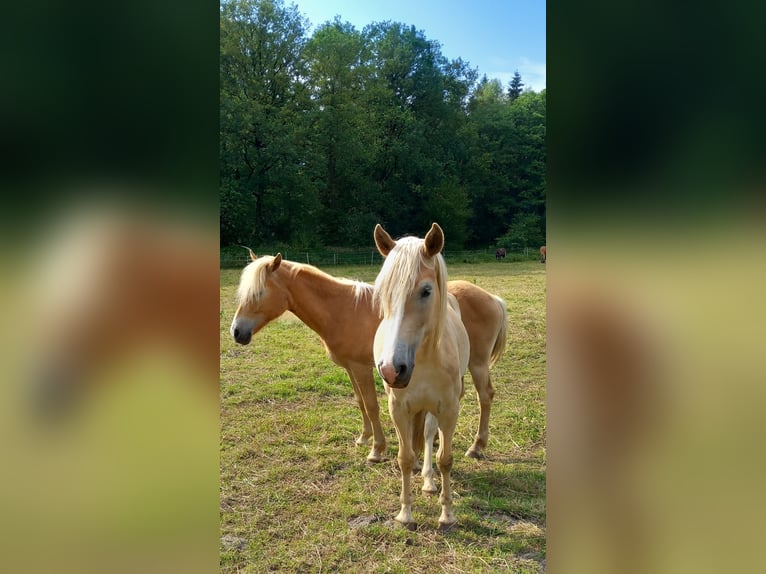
[{"left": 394, "top": 383, "right": 457, "bottom": 416}]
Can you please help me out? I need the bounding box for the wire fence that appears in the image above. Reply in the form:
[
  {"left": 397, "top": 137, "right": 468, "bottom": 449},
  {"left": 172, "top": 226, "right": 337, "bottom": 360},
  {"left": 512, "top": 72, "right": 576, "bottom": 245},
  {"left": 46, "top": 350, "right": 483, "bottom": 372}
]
[{"left": 220, "top": 246, "right": 537, "bottom": 269}]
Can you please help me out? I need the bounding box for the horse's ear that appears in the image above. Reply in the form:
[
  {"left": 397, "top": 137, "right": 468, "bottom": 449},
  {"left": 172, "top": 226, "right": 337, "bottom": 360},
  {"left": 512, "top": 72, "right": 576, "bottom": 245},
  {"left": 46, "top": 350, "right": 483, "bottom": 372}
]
[
  {"left": 374, "top": 224, "right": 396, "bottom": 257},
  {"left": 423, "top": 223, "right": 444, "bottom": 257},
  {"left": 241, "top": 245, "right": 258, "bottom": 261},
  {"left": 269, "top": 253, "right": 282, "bottom": 271}
]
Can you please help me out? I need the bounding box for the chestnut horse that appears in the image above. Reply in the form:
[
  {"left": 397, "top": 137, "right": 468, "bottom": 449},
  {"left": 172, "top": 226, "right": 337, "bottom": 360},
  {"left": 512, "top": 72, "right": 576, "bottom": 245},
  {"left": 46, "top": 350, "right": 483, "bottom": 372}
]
[
  {"left": 372, "top": 222, "right": 469, "bottom": 529},
  {"left": 540, "top": 245, "right": 547, "bottom": 263},
  {"left": 230, "top": 251, "right": 507, "bottom": 463}
]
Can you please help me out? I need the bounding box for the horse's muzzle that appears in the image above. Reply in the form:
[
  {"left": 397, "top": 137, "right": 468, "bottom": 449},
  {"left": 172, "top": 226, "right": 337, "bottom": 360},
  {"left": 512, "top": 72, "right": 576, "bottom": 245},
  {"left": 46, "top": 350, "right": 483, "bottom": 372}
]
[
  {"left": 232, "top": 326, "right": 252, "bottom": 345},
  {"left": 377, "top": 361, "right": 413, "bottom": 388},
  {"left": 230, "top": 318, "right": 254, "bottom": 345}
]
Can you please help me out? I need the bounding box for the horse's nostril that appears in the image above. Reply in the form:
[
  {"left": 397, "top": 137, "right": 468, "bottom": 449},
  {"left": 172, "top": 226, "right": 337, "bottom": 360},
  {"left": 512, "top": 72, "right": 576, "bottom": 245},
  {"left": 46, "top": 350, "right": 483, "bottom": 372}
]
[
  {"left": 397, "top": 364, "right": 407, "bottom": 376},
  {"left": 233, "top": 327, "right": 240, "bottom": 338}
]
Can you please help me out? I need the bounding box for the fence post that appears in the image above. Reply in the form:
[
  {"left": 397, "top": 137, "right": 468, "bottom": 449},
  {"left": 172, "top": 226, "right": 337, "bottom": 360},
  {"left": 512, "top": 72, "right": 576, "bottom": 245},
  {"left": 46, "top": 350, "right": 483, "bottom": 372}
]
[{"left": 306, "top": 252, "right": 310, "bottom": 265}]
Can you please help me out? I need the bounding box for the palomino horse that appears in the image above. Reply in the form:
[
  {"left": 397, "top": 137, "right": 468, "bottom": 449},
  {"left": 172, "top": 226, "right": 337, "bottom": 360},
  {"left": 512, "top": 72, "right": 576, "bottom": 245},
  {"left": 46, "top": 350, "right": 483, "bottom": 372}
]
[
  {"left": 230, "top": 252, "right": 507, "bottom": 463},
  {"left": 540, "top": 245, "right": 547, "bottom": 263},
  {"left": 372, "top": 222, "right": 469, "bottom": 529}
]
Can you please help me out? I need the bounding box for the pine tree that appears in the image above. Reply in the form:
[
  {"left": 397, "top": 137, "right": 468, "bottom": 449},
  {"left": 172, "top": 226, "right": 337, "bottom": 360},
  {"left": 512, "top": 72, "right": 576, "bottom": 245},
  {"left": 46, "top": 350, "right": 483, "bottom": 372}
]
[{"left": 508, "top": 70, "right": 524, "bottom": 100}]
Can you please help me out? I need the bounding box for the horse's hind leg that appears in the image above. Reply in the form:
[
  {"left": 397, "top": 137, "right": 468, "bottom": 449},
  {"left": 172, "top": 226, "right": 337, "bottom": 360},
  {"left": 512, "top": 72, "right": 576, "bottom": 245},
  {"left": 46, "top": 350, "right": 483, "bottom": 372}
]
[
  {"left": 466, "top": 363, "right": 495, "bottom": 458},
  {"left": 422, "top": 413, "right": 439, "bottom": 493}
]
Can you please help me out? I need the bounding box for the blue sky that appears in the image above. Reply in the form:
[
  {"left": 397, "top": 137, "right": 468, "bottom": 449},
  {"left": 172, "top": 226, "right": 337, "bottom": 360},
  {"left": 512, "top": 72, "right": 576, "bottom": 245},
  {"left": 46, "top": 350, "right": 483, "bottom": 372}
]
[{"left": 291, "top": 0, "right": 546, "bottom": 92}]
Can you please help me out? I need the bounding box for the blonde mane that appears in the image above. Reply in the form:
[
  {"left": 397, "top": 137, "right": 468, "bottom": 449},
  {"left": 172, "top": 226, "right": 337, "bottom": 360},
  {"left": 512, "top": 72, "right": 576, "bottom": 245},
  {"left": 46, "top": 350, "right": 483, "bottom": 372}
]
[
  {"left": 373, "top": 236, "right": 448, "bottom": 349},
  {"left": 235, "top": 256, "right": 273, "bottom": 307}
]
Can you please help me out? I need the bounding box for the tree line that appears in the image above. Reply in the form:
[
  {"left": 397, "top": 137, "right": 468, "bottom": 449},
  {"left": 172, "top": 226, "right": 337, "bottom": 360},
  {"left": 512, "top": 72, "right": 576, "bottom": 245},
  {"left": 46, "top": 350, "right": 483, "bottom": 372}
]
[{"left": 220, "top": 0, "right": 545, "bottom": 250}]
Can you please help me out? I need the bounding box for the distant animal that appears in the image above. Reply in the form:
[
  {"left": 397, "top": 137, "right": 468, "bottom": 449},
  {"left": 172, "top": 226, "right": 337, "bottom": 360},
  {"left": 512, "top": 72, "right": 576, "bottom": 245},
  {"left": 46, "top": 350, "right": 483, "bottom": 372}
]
[
  {"left": 495, "top": 248, "right": 506, "bottom": 261},
  {"left": 372, "top": 222, "right": 469, "bottom": 530},
  {"left": 230, "top": 248, "right": 507, "bottom": 463},
  {"left": 540, "top": 245, "right": 547, "bottom": 263}
]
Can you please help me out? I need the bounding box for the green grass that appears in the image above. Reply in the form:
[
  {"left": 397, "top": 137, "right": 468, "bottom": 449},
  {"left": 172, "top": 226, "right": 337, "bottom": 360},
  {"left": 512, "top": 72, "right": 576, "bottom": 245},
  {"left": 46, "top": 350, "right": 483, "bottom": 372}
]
[{"left": 220, "top": 260, "right": 546, "bottom": 572}]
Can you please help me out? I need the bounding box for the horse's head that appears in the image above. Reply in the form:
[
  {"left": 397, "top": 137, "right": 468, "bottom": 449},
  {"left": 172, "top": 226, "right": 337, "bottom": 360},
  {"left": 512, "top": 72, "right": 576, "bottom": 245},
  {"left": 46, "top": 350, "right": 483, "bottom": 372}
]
[
  {"left": 372, "top": 223, "right": 447, "bottom": 388},
  {"left": 230, "top": 251, "right": 288, "bottom": 345}
]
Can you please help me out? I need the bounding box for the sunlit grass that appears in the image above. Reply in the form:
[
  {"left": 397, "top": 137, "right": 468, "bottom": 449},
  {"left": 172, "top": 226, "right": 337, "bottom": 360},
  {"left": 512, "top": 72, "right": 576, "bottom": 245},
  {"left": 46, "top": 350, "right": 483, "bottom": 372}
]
[{"left": 220, "top": 260, "right": 546, "bottom": 572}]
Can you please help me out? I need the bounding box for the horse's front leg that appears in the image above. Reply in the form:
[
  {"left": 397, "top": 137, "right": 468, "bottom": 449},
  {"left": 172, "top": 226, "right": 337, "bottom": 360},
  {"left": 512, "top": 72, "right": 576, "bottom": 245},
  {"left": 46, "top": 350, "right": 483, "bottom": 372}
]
[
  {"left": 390, "top": 406, "right": 416, "bottom": 528},
  {"left": 436, "top": 406, "right": 459, "bottom": 530},
  {"left": 349, "top": 364, "right": 386, "bottom": 462}
]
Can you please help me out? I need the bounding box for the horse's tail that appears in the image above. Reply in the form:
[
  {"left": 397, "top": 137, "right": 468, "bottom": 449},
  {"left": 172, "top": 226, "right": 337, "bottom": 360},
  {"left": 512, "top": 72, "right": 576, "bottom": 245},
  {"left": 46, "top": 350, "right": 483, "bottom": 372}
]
[{"left": 489, "top": 295, "right": 509, "bottom": 368}]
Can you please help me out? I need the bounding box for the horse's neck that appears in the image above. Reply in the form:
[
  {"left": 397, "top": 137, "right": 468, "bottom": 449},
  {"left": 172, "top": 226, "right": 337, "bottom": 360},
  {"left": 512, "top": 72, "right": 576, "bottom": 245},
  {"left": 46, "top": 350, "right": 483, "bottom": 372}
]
[
  {"left": 420, "top": 291, "right": 450, "bottom": 355},
  {"left": 281, "top": 264, "right": 356, "bottom": 337}
]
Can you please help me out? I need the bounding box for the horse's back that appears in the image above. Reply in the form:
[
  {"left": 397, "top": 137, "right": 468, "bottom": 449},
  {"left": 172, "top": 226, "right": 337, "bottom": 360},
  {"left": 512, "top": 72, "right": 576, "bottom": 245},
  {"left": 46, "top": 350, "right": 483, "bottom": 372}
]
[{"left": 448, "top": 280, "right": 506, "bottom": 364}]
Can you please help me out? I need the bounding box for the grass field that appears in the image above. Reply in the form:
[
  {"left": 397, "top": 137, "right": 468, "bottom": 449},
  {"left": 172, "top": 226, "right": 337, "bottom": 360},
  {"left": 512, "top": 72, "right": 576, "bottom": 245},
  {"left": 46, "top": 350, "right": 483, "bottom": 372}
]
[{"left": 220, "top": 260, "right": 546, "bottom": 573}]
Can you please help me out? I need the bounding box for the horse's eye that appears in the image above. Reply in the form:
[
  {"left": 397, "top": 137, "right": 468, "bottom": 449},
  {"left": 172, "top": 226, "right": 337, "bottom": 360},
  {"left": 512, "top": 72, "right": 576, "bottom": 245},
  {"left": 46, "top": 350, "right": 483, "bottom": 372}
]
[{"left": 421, "top": 285, "right": 432, "bottom": 299}]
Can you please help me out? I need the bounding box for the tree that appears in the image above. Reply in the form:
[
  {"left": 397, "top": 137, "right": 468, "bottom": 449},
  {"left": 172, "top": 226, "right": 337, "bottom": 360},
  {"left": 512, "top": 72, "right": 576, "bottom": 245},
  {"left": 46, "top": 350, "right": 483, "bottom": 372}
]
[
  {"left": 423, "top": 178, "right": 472, "bottom": 249},
  {"left": 362, "top": 22, "right": 476, "bottom": 245},
  {"left": 303, "top": 19, "right": 380, "bottom": 246},
  {"left": 496, "top": 212, "right": 545, "bottom": 251},
  {"left": 462, "top": 86, "right": 545, "bottom": 247},
  {"left": 218, "top": 4, "right": 545, "bottom": 251},
  {"left": 472, "top": 75, "right": 506, "bottom": 107},
  {"left": 219, "top": 0, "right": 318, "bottom": 246},
  {"left": 508, "top": 70, "right": 524, "bottom": 101}
]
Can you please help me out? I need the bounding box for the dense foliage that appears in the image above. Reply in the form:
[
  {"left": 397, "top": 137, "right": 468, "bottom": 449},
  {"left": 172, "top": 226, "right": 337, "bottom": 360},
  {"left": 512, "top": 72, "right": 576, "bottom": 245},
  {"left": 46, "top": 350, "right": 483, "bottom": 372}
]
[{"left": 220, "top": 0, "right": 545, "bottom": 250}]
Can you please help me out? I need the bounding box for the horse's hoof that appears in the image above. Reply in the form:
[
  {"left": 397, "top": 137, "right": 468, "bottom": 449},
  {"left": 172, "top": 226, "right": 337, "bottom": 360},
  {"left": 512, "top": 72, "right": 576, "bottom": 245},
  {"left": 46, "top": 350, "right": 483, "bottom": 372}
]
[
  {"left": 366, "top": 449, "right": 386, "bottom": 463},
  {"left": 355, "top": 435, "right": 371, "bottom": 446},
  {"left": 389, "top": 518, "right": 417, "bottom": 531},
  {"left": 366, "top": 445, "right": 386, "bottom": 463},
  {"left": 437, "top": 521, "right": 457, "bottom": 533},
  {"left": 421, "top": 476, "right": 438, "bottom": 494},
  {"left": 465, "top": 447, "right": 485, "bottom": 459}
]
